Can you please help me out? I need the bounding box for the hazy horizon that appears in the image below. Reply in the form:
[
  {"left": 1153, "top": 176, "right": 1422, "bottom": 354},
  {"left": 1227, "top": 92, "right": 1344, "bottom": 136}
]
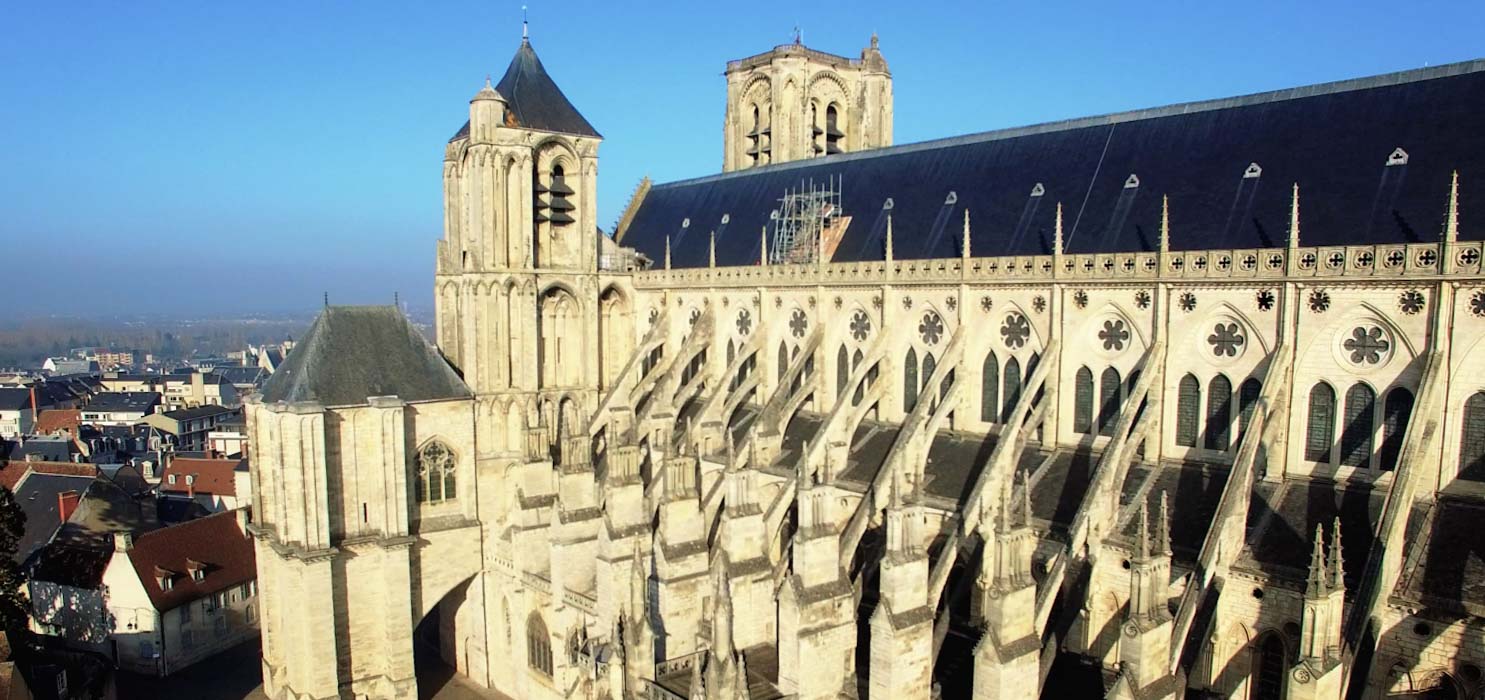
[{"left": 5, "top": 0, "right": 1482, "bottom": 316}]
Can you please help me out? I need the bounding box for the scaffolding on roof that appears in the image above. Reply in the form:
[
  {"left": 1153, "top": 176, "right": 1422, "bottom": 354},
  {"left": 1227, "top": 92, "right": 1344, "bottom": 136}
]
[{"left": 768, "top": 176, "right": 844, "bottom": 265}]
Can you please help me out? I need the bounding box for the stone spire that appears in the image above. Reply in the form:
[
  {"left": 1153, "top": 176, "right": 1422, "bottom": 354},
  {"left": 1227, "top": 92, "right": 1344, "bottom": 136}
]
[
  {"left": 1158, "top": 490, "right": 1172, "bottom": 556},
  {"left": 709, "top": 230, "right": 717, "bottom": 268},
  {"left": 759, "top": 226, "right": 768, "bottom": 265},
  {"left": 1327, "top": 517, "right": 1345, "bottom": 591},
  {"left": 884, "top": 214, "right": 894, "bottom": 262},
  {"left": 1305, "top": 523, "right": 1328, "bottom": 599},
  {"left": 1288, "top": 183, "right": 1301, "bottom": 250},
  {"left": 1159, "top": 195, "right": 1170, "bottom": 254},
  {"left": 1020, "top": 467, "right": 1033, "bottom": 527},
  {"left": 1136, "top": 500, "right": 1151, "bottom": 562},
  {"left": 1053, "top": 203, "right": 1065, "bottom": 257},
  {"left": 665, "top": 235, "right": 672, "bottom": 270},
  {"left": 961, "top": 209, "right": 972, "bottom": 259},
  {"left": 1445, "top": 170, "right": 1461, "bottom": 244}
]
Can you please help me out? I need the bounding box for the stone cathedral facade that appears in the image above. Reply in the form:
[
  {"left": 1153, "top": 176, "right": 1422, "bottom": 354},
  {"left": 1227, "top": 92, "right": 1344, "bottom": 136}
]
[{"left": 247, "top": 35, "right": 1485, "bottom": 700}]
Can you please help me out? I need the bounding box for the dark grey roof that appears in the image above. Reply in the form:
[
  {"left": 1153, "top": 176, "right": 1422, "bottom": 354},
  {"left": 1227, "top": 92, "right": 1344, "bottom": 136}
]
[
  {"left": 161, "top": 405, "right": 236, "bottom": 421},
  {"left": 259, "top": 305, "right": 470, "bottom": 407},
  {"left": 85, "top": 392, "right": 160, "bottom": 413},
  {"left": 0, "top": 388, "right": 32, "bottom": 412},
  {"left": 623, "top": 59, "right": 1485, "bottom": 266},
  {"left": 14, "top": 473, "right": 96, "bottom": 565},
  {"left": 451, "top": 39, "right": 600, "bottom": 141},
  {"left": 7, "top": 438, "right": 75, "bottom": 463}
]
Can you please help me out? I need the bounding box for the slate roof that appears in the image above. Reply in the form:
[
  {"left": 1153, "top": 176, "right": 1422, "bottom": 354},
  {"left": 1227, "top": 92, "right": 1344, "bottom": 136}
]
[
  {"left": 259, "top": 305, "right": 470, "bottom": 407},
  {"left": 450, "top": 39, "right": 600, "bottom": 141},
  {"left": 12, "top": 472, "right": 96, "bottom": 565},
  {"left": 125, "top": 510, "right": 255, "bottom": 612},
  {"left": 0, "top": 389, "right": 31, "bottom": 412},
  {"left": 1394, "top": 496, "right": 1485, "bottom": 616},
  {"left": 84, "top": 392, "right": 159, "bottom": 414},
  {"left": 621, "top": 59, "right": 1485, "bottom": 267},
  {"left": 160, "top": 405, "right": 236, "bottom": 421}
]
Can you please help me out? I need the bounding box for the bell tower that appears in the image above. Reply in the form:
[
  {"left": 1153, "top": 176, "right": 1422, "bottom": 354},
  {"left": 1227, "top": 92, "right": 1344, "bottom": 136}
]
[
  {"left": 435, "top": 34, "right": 603, "bottom": 402},
  {"left": 722, "top": 33, "right": 892, "bottom": 171}
]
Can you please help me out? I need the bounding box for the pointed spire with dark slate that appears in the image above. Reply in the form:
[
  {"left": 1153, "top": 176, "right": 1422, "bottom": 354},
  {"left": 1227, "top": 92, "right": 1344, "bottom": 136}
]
[
  {"left": 451, "top": 39, "right": 601, "bottom": 141},
  {"left": 1328, "top": 517, "right": 1345, "bottom": 591}
]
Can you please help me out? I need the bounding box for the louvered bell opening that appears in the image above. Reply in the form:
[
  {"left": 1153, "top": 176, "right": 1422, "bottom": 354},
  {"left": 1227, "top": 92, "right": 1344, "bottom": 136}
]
[
  {"left": 811, "top": 125, "right": 824, "bottom": 136},
  {"left": 534, "top": 210, "right": 550, "bottom": 223},
  {"left": 825, "top": 126, "right": 845, "bottom": 138},
  {"left": 548, "top": 176, "right": 575, "bottom": 196},
  {"left": 825, "top": 142, "right": 843, "bottom": 155},
  {"left": 533, "top": 181, "right": 550, "bottom": 194},
  {"left": 549, "top": 195, "right": 576, "bottom": 212},
  {"left": 549, "top": 211, "right": 576, "bottom": 225},
  {"left": 746, "top": 143, "right": 763, "bottom": 156}
]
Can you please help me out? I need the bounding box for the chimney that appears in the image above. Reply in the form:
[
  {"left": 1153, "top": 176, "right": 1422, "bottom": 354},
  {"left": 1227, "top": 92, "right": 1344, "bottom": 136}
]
[
  {"left": 57, "top": 491, "right": 80, "bottom": 522},
  {"left": 186, "top": 474, "right": 195, "bottom": 499},
  {"left": 114, "top": 531, "right": 132, "bottom": 552},
  {"left": 28, "top": 385, "right": 38, "bottom": 425}
]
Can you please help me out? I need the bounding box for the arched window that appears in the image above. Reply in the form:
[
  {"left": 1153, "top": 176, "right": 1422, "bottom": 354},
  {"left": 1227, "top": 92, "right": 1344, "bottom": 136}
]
[
  {"left": 1073, "top": 367, "right": 1094, "bottom": 434},
  {"left": 1238, "top": 378, "right": 1262, "bottom": 442},
  {"left": 1459, "top": 392, "right": 1485, "bottom": 482},
  {"left": 982, "top": 352, "right": 1000, "bottom": 423},
  {"left": 416, "top": 441, "right": 456, "bottom": 504},
  {"left": 1176, "top": 374, "right": 1201, "bottom": 447},
  {"left": 1002, "top": 357, "right": 1022, "bottom": 423},
  {"left": 1306, "top": 382, "right": 1336, "bottom": 463},
  {"left": 824, "top": 104, "right": 844, "bottom": 154},
  {"left": 1340, "top": 383, "right": 1376, "bottom": 468},
  {"left": 852, "top": 349, "right": 865, "bottom": 406},
  {"left": 904, "top": 348, "right": 919, "bottom": 411},
  {"left": 922, "top": 353, "right": 937, "bottom": 392},
  {"left": 1252, "top": 633, "right": 1287, "bottom": 700},
  {"left": 778, "top": 342, "right": 789, "bottom": 384},
  {"left": 1206, "top": 374, "right": 1233, "bottom": 451},
  {"left": 1379, "top": 388, "right": 1413, "bottom": 471},
  {"left": 527, "top": 612, "right": 553, "bottom": 677},
  {"left": 836, "top": 345, "right": 849, "bottom": 398},
  {"left": 1099, "top": 367, "right": 1122, "bottom": 436}
]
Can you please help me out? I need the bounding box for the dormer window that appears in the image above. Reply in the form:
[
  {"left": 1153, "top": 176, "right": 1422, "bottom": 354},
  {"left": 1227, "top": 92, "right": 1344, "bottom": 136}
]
[
  {"left": 186, "top": 558, "right": 206, "bottom": 582},
  {"left": 168, "top": 475, "right": 176, "bottom": 485},
  {"left": 154, "top": 566, "right": 176, "bottom": 591}
]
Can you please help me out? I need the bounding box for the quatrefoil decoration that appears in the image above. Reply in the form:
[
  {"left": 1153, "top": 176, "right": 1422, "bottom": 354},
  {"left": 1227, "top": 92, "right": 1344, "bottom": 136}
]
[
  {"left": 1178, "top": 292, "right": 1197, "bottom": 313},
  {"left": 1001, "top": 313, "right": 1030, "bottom": 349},
  {"left": 1098, "top": 319, "right": 1129, "bottom": 352},
  {"left": 1134, "top": 290, "right": 1151, "bottom": 310},
  {"left": 1309, "top": 289, "right": 1331, "bottom": 313},
  {"left": 736, "top": 309, "right": 752, "bottom": 335},
  {"left": 919, "top": 312, "right": 945, "bottom": 345},
  {"left": 1398, "top": 290, "right": 1425, "bottom": 316},
  {"left": 1208, "top": 323, "right": 1245, "bottom": 358},
  {"left": 1343, "top": 326, "right": 1389, "bottom": 365},
  {"left": 850, "top": 311, "right": 871, "bottom": 342},
  {"left": 1032, "top": 296, "right": 1046, "bottom": 314},
  {"left": 789, "top": 309, "right": 808, "bottom": 338},
  {"left": 980, "top": 296, "right": 993, "bottom": 312},
  {"left": 1073, "top": 290, "right": 1089, "bottom": 309},
  {"left": 1256, "top": 289, "right": 1275, "bottom": 312}
]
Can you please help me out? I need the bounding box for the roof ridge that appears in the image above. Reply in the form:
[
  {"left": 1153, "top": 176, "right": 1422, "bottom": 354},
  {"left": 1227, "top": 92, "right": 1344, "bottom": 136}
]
[{"left": 654, "top": 57, "right": 1485, "bottom": 191}]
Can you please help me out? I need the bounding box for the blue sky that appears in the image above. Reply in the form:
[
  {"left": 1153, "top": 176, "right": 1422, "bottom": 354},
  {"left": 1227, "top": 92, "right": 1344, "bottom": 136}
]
[{"left": 2, "top": 1, "right": 1481, "bottom": 316}]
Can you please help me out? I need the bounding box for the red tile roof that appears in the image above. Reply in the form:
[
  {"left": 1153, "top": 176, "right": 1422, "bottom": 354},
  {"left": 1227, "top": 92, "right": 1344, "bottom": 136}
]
[
  {"left": 0, "top": 461, "right": 95, "bottom": 490},
  {"left": 125, "top": 510, "right": 255, "bottom": 611},
  {"left": 159, "top": 457, "right": 240, "bottom": 497},
  {"left": 34, "top": 410, "right": 80, "bottom": 435}
]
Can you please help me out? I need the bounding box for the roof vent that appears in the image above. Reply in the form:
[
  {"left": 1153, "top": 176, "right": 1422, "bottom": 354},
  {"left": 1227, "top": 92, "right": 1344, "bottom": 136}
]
[
  {"left": 1244, "top": 162, "right": 1262, "bottom": 179},
  {"left": 1124, "top": 174, "right": 1141, "bottom": 189},
  {"left": 1030, "top": 183, "right": 1045, "bottom": 197},
  {"left": 881, "top": 198, "right": 894, "bottom": 211},
  {"left": 720, "top": 214, "right": 730, "bottom": 225},
  {"left": 681, "top": 218, "right": 691, "bottom": 228},
  {"left": 944, "top": 191, "right": 958, "bottom": 205},
  {"left": 1386, "top": 148, "right": 1409, "bottom": 166}
]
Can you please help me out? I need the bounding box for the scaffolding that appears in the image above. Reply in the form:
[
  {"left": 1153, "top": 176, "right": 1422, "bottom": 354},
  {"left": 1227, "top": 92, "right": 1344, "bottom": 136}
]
[{"left": 768, "top": 176, "right": 844, "bottom": 265}]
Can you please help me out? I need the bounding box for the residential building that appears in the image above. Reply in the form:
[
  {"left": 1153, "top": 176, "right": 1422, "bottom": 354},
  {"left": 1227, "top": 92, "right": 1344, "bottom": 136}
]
[
  {"left": 205, "top": 413, "right": 247, "bottom": 459},
  {"left": 42, "top": 357, "right": 99, "bottom": 376},
  {"left": 158, "top": 457, "right": 241, "bottom": 513},
  {"left": 140, "top": 406, "right": 238, "bottom": 452},
  {"left": 0, "top": 390, "right": 34, "bottom": 439},
  {"left": 33, "top": 409, "right": 82, "bottom": 440},
  {"left": 103, "top": 511, "right": 258, "bottom": 676},
  {"left": 79, "top": 393, "right": 160, "bottom": 427},
  {"left": 157, "top": 372, "right": 239, "bottom": 411}
]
